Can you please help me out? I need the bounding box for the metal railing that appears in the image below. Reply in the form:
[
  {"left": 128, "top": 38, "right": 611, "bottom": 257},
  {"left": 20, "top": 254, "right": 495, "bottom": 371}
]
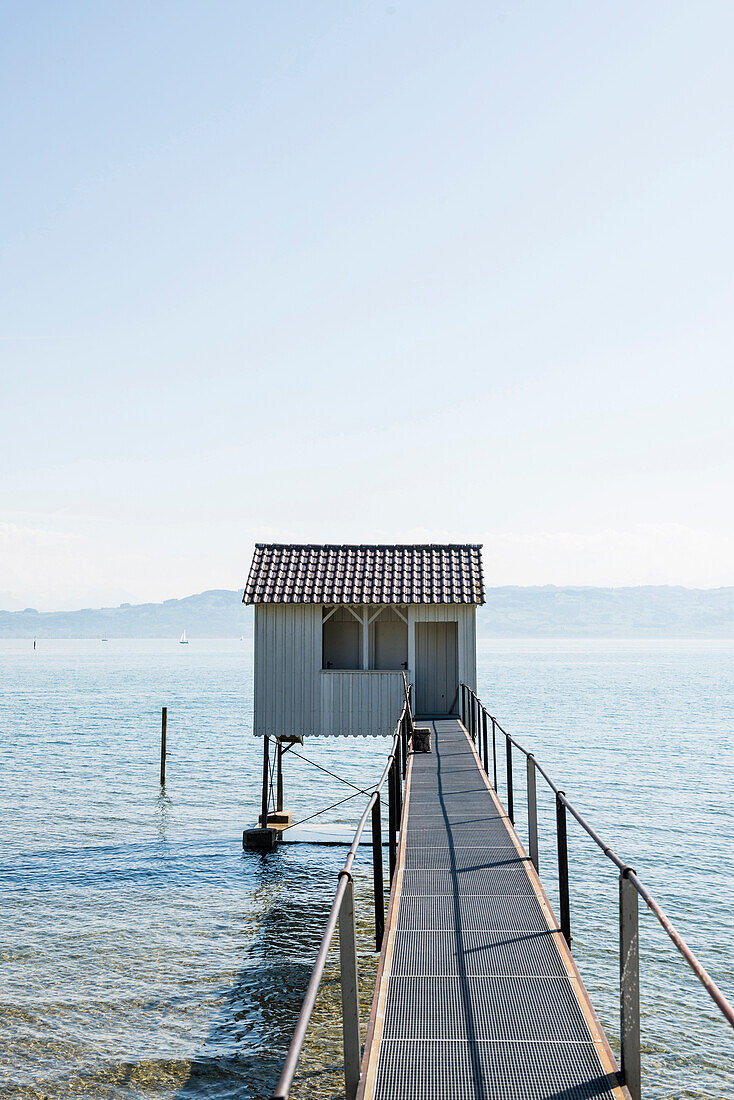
[
  {"left": 459, "top": 682, "right": 734, "bottom": 1100},
  {"left": 271, "top": 680, "right": 413, "bottom": 1100}
]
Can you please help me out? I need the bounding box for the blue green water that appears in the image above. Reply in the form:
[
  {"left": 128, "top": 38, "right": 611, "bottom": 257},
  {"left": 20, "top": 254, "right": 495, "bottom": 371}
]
[{"left": 0, "top": 638, "right": 732, "bottom": 1098}]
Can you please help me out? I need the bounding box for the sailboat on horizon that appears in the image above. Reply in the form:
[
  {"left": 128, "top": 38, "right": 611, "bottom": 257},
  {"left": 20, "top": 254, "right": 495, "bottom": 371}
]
[{"left": 179, "top": 630, "right": 188, "bottom": 645}]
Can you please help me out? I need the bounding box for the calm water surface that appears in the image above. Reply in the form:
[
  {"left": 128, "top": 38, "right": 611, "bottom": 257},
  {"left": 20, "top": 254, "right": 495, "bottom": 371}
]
[{"left": 0, "top": 638, "right": 732, "bottom": 1098}]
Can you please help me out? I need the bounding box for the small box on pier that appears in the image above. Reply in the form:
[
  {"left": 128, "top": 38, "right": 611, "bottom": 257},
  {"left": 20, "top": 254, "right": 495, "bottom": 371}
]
[{"left": 413, "top": 726, "right": 432, "bottom": 753}]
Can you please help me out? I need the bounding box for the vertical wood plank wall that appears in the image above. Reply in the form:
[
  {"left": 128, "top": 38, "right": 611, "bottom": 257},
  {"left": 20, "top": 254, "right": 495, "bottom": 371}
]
[
  {"left": 253, "top": 603, "right": 322, "bottom": 737},
  {"left": 253, "top": 602, "right": 477, "bottom": 737},
  {"left": 320, "top": 672, "right": 405, "bottom": 736}
]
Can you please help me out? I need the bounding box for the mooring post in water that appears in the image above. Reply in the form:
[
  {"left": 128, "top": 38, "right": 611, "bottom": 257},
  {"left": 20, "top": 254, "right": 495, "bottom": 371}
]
[
  {"left": 160, "top": 707, "right": 167, "bottom": 786},
  {"left": 619, "top": 870, "right": 642, "bottom": 1100},
  {"left": 338, "top": 874, "right": 360, "bottom": 1100}
]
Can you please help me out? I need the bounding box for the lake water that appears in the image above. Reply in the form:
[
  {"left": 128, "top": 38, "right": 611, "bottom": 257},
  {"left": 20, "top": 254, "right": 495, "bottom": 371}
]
[{"left": 0, "top": 638, "right": 732, "bottom": 1098}]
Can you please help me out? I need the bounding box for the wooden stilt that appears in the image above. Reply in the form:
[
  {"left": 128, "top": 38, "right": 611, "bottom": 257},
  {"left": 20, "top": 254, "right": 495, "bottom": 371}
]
[{"left": 243, "top": 736, "right": 278, "bottom": 850}]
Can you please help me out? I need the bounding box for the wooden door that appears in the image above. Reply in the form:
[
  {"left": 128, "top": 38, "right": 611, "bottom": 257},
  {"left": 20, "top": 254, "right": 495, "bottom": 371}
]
[{"left": 414, "top": 621, "right": 458, "bottom": 715}]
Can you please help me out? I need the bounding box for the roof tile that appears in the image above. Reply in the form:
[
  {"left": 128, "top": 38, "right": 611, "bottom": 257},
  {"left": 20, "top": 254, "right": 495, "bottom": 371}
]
[{"left": 243, "top": 544, "right": 484, "bottom": 605}]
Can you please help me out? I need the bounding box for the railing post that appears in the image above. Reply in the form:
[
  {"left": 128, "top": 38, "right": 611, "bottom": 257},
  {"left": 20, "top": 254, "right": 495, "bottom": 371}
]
[
  {"left": 556, "top": 793, "right": 571, "bottom": 946},
  {"left": 395, "top": 739, "right": 403, "bottom": 822},
  {"left": 482, "top": 709, "right": 489, "bottom": 774},
  {"left": 371, "top": 799, "right": 384, "bottom": 951},
  {"left": 472, "top": 695, "right": 477, "bottom": 741},
  {"left": 338, "top": 875, "right": 360, "bottom": 1100},
  {"left": 506, "top": 735, "right": 514, "bottom": 824},
  {"left": 526, "top": 754, "right": 538, "bottom": 872},
  {"left": 491, "top": 716, "right": 497, "bottom": 790},
  {"left": 404, "top": 710, "right": 409, "bottom": 767},
  {"left": 388, "top": 759, "right": 397, "bottom": 881},
  {"left": 620, "top": 871, "right": 642, "bottom": 1100}
]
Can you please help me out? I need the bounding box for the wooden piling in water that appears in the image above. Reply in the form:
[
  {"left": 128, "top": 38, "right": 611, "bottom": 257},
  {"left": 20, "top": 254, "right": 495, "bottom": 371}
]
[{"left": 160, "top": 707, "right": 167, "bottom": 785}]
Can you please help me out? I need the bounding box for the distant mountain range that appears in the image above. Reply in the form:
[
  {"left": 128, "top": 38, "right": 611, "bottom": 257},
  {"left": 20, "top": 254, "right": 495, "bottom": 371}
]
[
  {"left": 1, "top": 586, "right": 734, "bottom": 638},
  {"left": 0, "top": 590, "right": 249, "bottom": 640}
]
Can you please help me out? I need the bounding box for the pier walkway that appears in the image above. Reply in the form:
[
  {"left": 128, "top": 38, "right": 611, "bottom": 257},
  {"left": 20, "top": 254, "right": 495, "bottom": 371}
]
[{"left": 358, "top": 717, "right": 628, "bottom": 1100}]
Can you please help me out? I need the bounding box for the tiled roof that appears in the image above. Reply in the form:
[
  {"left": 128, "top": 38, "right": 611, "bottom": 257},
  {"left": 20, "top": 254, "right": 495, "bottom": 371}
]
[{"left": 243, "top": 544, "right": 484, "bottom": 605}]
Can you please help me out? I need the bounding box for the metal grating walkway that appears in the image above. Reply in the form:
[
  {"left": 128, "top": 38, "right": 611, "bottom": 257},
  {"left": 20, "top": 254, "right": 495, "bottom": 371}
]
[{"left": 359, "top": 718, "right": 628, "bottom": 1100}]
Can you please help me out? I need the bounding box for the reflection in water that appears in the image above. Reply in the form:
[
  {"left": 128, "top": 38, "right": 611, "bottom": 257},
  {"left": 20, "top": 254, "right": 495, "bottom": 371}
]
[
  {"left": 174, "top": 847, "right": 378, "bottom": 1100},
  {"left": 155, "top": 790, "right": 173, "bottom": 844}
]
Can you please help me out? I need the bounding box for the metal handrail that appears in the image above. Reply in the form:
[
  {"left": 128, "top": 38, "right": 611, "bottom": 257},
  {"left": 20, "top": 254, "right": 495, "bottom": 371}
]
[
  {"left": 271, "top": 689, "right": 413, "bottom": 1100},
  {"left": 459, "top": 682, "right": 734, "bottom": 1100}
]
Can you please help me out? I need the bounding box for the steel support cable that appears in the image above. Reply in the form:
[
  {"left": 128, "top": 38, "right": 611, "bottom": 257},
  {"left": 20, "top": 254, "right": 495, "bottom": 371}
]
[
  {"left": 286, "top": 749, "right": 372, "bottom": 795},
  {"left": 285, "top": 790, "right": 365, "bottom": 831},
  {"left": 460, "top": 683, "right": 734, "bottom": 1034},
  {"left": 282, "top": 738, "right": 400, "bottom": 832}
]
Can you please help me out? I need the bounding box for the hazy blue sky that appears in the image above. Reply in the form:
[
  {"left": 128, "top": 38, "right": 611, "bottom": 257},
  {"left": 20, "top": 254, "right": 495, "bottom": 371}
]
[{"left": 2, "top": 1, "right": 733, "bottom": 609}]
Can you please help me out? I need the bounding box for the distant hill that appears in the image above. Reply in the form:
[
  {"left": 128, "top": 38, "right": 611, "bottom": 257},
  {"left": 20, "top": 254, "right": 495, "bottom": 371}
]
[
  {"left": 1, "top": 585, "right": 733, "bottom": 639},
  {"left": 480, "top": 585, "right": 734, "bottom": 637},
  {"left": 0, "top": 590, "right": 252, "bottom": 639}
]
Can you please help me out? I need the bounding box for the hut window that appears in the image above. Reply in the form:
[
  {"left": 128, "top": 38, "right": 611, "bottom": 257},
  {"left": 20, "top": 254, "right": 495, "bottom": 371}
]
[
  {"left": 323, "top": 616, "right": 361, "bottom": 669},
  {"left": 373, "top": 618, "right": 408, "bottom": 670}
]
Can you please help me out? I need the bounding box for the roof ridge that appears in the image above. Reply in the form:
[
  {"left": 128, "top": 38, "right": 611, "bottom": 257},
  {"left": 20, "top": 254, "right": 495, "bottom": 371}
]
[{"left": 253, "top": 542, "right": 483, "bottom": 549}]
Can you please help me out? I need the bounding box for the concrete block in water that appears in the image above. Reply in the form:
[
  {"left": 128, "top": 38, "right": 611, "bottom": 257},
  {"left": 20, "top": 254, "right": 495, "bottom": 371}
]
[{"left": 243, "top": 826, "right": 279, "bottom": 851}]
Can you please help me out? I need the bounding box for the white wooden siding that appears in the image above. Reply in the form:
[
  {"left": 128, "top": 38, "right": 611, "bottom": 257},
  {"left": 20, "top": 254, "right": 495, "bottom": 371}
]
[
  {"left": 252, "top": 601, "right": 477, "bottom": 738},
  {"left": 320, "top": 671, "right": 406, "bottom": 737},
  {"left": 253, "top": 603, "right": 321, "bottom": 737}
]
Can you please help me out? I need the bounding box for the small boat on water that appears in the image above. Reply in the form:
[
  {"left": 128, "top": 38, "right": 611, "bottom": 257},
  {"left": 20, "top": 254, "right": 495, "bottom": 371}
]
[{"left": 179, "top": 630, "right": 189, "bottom": 645}]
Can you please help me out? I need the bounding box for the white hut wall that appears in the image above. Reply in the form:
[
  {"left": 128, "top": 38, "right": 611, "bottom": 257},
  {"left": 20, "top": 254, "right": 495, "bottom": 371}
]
[{"left": 253, "top": 603, "right": 321, "bottom": 737}]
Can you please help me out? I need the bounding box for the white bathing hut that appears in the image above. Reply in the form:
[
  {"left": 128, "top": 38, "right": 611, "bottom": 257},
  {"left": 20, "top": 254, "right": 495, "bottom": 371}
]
[
  {"left": 242, "top": 543, "right": 485, "bottom": 846},
  {"left": 244, "top": 543, "right": 484, "bottom": 739}
]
